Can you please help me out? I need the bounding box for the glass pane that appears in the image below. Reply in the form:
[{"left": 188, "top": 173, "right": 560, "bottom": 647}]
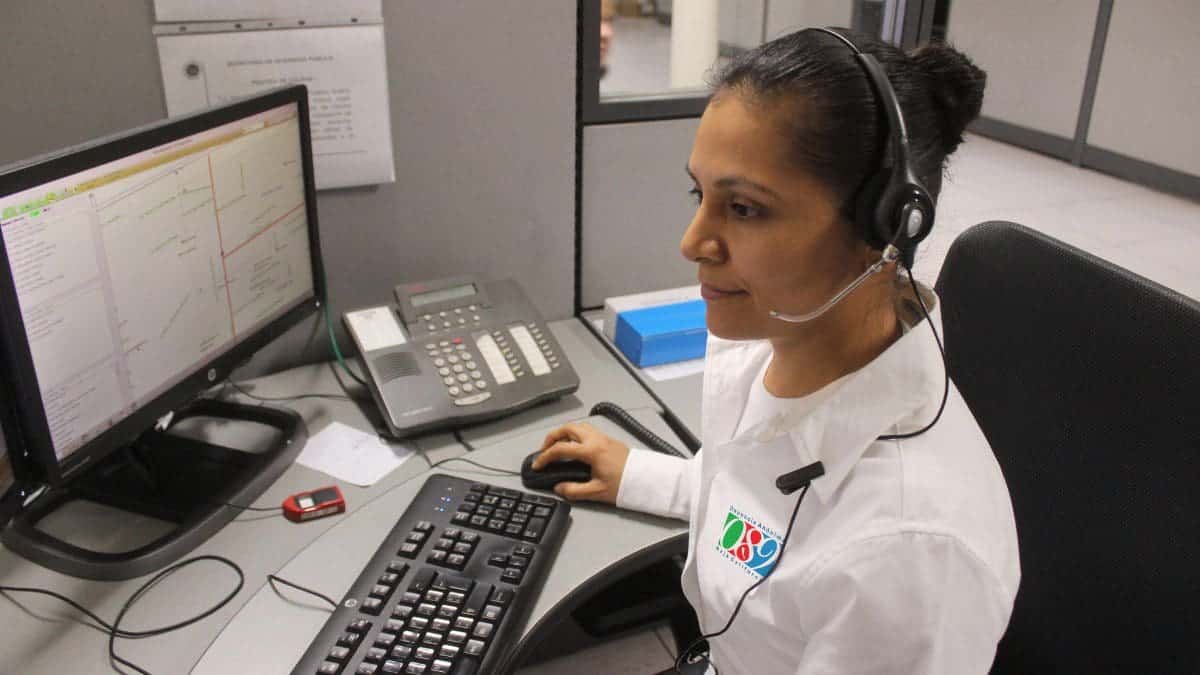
[{"left": 598, "top": 0, "right": 871, "bottom": 101}]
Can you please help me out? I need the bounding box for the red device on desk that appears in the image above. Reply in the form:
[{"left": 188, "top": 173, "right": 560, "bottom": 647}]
[{"left": 282, "top": 486, "right": 346, "bottom": 522}]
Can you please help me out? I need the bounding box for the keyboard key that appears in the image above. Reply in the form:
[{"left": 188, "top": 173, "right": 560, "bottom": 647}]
[
  {"left": 414, "top": 521, "right": 434, "bottom": 532},
  {"left": 417, "top": 603, "right": 437, "bottom": 617},
  {"left": 510, "top": 513, "right": 529, "bottom": 526},
  {"left": 349, "top": 619, "right": 373, "bottom": 633},
  {"left": 498, "top": 498, "right": 517, "bottom": 510},
  {"left": 421, "top": 633, "right": 444, "bottom": 649},
  {"left": 329, "top": 645, "right": 351, "bottom": 662},
  {"left": 459, "top": 532, "right": 480, "bottom": 545},
  {"left": 400, "top": 630, "right": 421, "bottom": 644},
  {"left": 337, "top": 632, "right": 362, "bottom": 647},
  {"left": 454, "top": 615, "right": 475, "bottom": 631},
  {"left": 452, "top": 542, "right": 472, "bottom": 555},
  {"left": 480, "top": 495, "right": 499, "bottom": 506},
  {"left": 472, "top": 622, "right": 494, "bottom": 639},
  {"left": 416, "top": 646, "right": 436, "bottom": 660},
  {"left": 501, "top": 568, "right": 523, "bottom": 584},
  {"left": 488, "top": 553, "right": 508, "bottom": 567},
  {"left": 482, "top": 604, "right": 503, "bottom": 622},
  {"left": 426, "top": 589, "right": 445, "bottom": 603},
  {"left": 393, "top": 605, "right": 414, "bottom": 619},
  {"left": 513, "top": 544, "right": 535, "bottom": 558},
  {"left": 438, "top": 644, "right": 460, "bottom": 661},
  {"left": 533, "top": 506, "right": 552, "bottom": 518},
  {"left": 428, "top": 550, "right": 448, "bottom": 564},
  {"left": 380, "top": 572, "right": 400, "bottom": 586},
  {"left": 431, "top": 659, "right": 453, "bottom": 674},
  {"left": 386, "top": 619, "right": 405, "bottom": 632},
  {"left": 387, "top": 561, "right": 410, "bottom": 575},
  {"left": 357, "top": 664, "right": 380, "bottom": 675},
  {"left": 451, "top": 512, "right": 470, "bottom": 525},
  {"left": 362, "top": 597, "right": 384, "bottom": 614},
  {"left": 371, "top": 584, "right": 392, "bottom": 598},
  {"left": 399, "top": 542, "right": 420, "bottom": 558},
  {"left": 463, "top": 492, "right": 481, "bottom": 503},
  {"left": 409, "top": 616, "right": 429, "bottom": 631},
  {"left": 406, "top": 663, "right": 427, "bottom": 674},
  {"left": 374, "top": 632, "right": 397, "bottom": 648},
  {"left": 462, "top": 584, "right": 491, "bottom": 617},
  {"left": 319, "top": 661, "right": 341, "bottom": 675},
  {"left": 406, "top": 531, "right": 427, "bottom": 544},
  {"left": 443, "top": 527, "right": 462, "bottom": 539},
  {"left": 504, "top": 523, "right": 524, "bottom": 537},
  {"left": 464, "top": 639, "right": 486, "bottom": 656},
  {"left": 446, "top": 553, "right": 467, "bottom": 568},
  {"left": 436, "top": 604, "right": 458, "bottom": 619},
  {"left": 447, "top": 630, "right": 468, "bottom": 645},
  {"left": 475, "top": 505, "right": 494, "bottom": 517},
  {"left": 515, "top": 502, "right": 533, "bottom": 514},
  {"left": 391, "top": 645, "right": 413, "bottom": 660},
  {"left": 490, "top": 588, "right": 514, "bottom": 606},
  {"left": 442, "top": 574, "right": 475, "bottom": 594},
  {"left": 381, "top": 661, "right": 404, "bottom": 674},
  {"left": 410, "top": 568, "right": 437, "bottom": 593},
  {"left": 401, "top": 591, "right": 422, "bottom": 605},
  {"left": 432, "top": 618, "right": 451, "bottom": 632},
  {"left": 508, "top": 556, "right": 528, "bottom": 569},
  {"left": 469, "top": 515, "right": 487, "bottom": 527},
  {"left": 366, "top": 646, "right": 388, "bottom": 663},
  {"left": 434, "top": 537, "right": 454, "bottom": 551},
  {"left": 446, "top": 591, "right": 465, "bottom": 605},
  {"left": 523, "top": 517, "right": 547, "bottom": 542}
]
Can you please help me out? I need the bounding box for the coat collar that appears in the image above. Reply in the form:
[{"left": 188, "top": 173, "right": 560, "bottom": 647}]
[{"left": 705, "top": 280, "right": 945, "bottom": 504}]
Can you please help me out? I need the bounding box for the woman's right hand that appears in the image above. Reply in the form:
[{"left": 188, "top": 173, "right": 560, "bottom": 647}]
[{"left": 532, "top": 421, "right": 631, "bottom": 504}]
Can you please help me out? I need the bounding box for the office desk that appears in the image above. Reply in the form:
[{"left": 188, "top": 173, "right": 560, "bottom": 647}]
[
  {"left": 580, "top": 311, "right": 705, "bottom": 447},
  {"left": 0, "top": 318, "right": 687, "bottom": 675}
]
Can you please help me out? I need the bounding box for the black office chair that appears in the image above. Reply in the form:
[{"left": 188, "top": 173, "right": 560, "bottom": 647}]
[{"left": 935, "top": 221, "right": 1200, "bottom": 673}]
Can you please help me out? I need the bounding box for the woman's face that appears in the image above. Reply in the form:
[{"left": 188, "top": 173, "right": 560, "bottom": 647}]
[{"left": 682, "top": 92, "right": 866, "bottom": 341}]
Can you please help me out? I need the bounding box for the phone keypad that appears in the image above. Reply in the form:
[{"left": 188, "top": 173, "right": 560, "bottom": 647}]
[{"left": 424, "top": 340, "right": 492, "bottom": 406}]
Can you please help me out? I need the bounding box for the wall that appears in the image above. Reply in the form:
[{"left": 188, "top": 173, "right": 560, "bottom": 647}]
[
  {"left": 946, "top": 0, "right": 1098, "bottom": 140},
  {"left": 581, "top": 118, "right": 700, "bottom": 308},
  {"left": 0, "top": 0, "right": 577, "bottom": 375},
  {"left": 1087, "top": 0, "right": 1200, "bottom": 176}
]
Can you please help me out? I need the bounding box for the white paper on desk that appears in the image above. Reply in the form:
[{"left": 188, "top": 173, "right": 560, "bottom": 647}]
[
  {"left": 156, "top": 25, "right": 395, "bottom": 189},
  {"left": 154, "top": 0, "right": 382, "bottom": 23},
  {"left": 296, "top": 421, "right": 415, "bottom": 486}
]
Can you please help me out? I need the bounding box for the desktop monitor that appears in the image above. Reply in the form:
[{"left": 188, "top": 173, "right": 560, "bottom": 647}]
[{"left": 0, "top": 85, "right": 323, "bottom": 579}]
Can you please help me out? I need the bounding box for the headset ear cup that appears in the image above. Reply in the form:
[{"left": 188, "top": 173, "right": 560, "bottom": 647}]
[{"left": 854, "top": 171, "right": 892, "bottom": 250}]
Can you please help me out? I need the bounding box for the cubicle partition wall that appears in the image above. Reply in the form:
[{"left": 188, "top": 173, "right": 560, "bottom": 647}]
[{"left": 946, "top": 0, "right": 1200, "bottom": 200}]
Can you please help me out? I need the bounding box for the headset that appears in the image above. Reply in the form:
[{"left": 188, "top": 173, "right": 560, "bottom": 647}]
[
  {"left": 768, "top": 26, "right": 935, "bottom": 324},
  {"left": 675, "top": 28, "right": 950, "bottom": 674}
]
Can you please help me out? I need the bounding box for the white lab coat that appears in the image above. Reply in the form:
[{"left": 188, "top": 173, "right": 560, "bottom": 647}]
[{"left": 616, "top": 284, "right": 1020, "bottom": 674}]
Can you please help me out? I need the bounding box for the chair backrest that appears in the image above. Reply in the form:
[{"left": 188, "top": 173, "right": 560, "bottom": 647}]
[{"left": 934, "top": 221, "right": 1200, "bottom": 674}]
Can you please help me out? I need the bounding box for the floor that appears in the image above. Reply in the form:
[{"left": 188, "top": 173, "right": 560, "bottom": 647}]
[{"left": 515, "top": 133, "right": 1199, "bottom": 675}]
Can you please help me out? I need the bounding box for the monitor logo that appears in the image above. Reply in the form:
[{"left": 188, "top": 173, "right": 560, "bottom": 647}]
[
  {"left": 208, "top": 368, "right": 217, "bottom": 382},
  {"left": 717, "top": 506, "right": 782, "bottom": 579}
]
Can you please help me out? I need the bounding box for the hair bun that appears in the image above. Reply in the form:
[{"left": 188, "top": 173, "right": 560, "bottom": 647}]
[{"left": 910, "top": 43, "right": 986, "bottom": 156}]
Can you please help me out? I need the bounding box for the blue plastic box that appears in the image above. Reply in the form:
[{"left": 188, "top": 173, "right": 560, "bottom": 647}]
[{"left": 613, "top": 299, "right": 708, "bottom": 367}]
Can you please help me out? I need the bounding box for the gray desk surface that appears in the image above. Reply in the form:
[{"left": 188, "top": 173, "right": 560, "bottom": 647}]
[
  {"left": 0, "top": 318, "right": 687, "bottom": 675},
  {"left": 580, "top": 310, "right": 705, "bottom": 445}
]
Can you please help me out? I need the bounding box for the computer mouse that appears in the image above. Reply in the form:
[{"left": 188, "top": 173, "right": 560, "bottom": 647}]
[{"left": 521, "top": 450, "right": 592, "bottom": 491}]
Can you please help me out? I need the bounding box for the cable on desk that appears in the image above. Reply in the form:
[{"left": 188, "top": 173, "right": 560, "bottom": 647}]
[
  {"left": 1, "top": 554, "right": 244, "bottom": 675},
  {"left": 428, "top": 455, "right": 520, "bottom": 477},
  {"left": 322, "top": 300, "right": 368, "bottom": 387},
  {"left": 452, "top": 428, "right": 477, "bottom": 453},
  {"left": 267, "top": 574, "right": 338, "bottom": 611},
  {"left": 224, "top": 377, "right": 351, "bottom": 403}
]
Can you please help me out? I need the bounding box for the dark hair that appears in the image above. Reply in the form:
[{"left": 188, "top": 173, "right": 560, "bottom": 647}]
[{"left": 714, "top": 29, "right": 985, "bottom": 221}]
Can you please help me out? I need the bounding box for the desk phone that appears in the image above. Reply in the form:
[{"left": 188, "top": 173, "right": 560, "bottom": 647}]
[{"left": 343, "top": 277, "right": 580, "bottom": 438}]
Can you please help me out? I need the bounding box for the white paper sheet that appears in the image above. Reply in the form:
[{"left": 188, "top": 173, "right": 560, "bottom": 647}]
[
  {"left": 344, "top": 306, "right": 408, "bottom": 352},
  {"left": 154, "top": 0, "right": 382, "bottom": 23},
  {"left": 156, "top": 25, "right": 395, "bottom": 189},
  {"left": 296, "top": 421, "right": 415, "bottom": 486}
]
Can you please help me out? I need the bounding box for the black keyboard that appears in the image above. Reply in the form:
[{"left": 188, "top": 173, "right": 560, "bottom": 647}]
[{"left": 291, "top": 474, "right": 570, "bottom": 675}]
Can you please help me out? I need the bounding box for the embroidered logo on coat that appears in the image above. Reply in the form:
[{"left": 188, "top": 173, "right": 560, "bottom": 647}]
[{"left": 716, "top": 506, "right": 782, "bottom": 578}]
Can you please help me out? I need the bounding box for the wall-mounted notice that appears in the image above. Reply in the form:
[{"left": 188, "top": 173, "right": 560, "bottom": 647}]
[{"left": 154, "top": 1, "right": 394, "bottom": 190}]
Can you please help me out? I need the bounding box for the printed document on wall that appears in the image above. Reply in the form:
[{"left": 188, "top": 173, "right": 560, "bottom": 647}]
[{"left": 156, "top": 25, "right": 395, "bottom": 189}]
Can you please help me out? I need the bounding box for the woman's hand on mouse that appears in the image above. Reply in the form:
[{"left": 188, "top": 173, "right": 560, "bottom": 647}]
[{"left": 533, "top": 422, "right": 630, "bottom": 504}]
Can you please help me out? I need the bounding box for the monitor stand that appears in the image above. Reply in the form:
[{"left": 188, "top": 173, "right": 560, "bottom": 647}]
[{"left": 0, "top": 399, "right": 305, "bottom": 581}]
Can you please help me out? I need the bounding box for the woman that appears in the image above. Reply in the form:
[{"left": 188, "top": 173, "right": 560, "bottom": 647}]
[{"left": 533, "top": 28, "right": 1019, "bottom": 674}]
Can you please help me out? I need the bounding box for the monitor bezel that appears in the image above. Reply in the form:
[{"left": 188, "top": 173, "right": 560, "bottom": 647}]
[{"left": 0, "top": 85, "right": 324, "bottom": 486}]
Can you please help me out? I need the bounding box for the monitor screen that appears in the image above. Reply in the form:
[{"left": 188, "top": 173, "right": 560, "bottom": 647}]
[{"left": 0, "top": 87, "right": 321, "bottom": 481}]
